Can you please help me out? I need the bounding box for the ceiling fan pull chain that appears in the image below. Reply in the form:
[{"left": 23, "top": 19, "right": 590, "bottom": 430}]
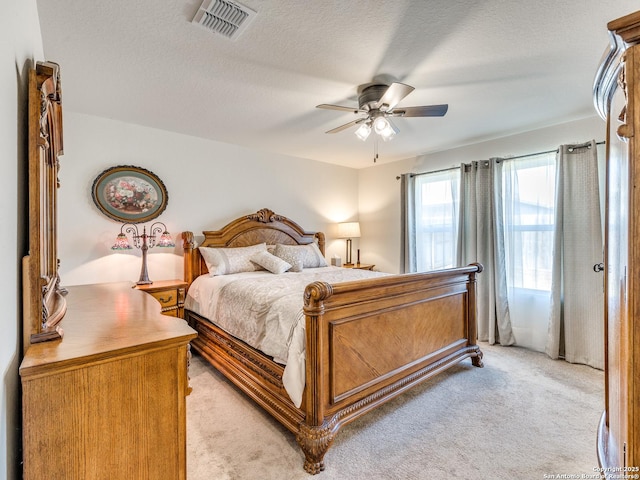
[{"left": 374, "top": 137, "right": 378, "bottom": 163}]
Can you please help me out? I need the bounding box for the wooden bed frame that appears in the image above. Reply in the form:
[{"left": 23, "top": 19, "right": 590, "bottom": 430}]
[{"left": 182, "top": 208, "right": 484, "bottom": 474}]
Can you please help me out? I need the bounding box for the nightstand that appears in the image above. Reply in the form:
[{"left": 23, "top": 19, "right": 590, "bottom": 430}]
[
  {"left": 343, "top": 263, "right": 375, "bottom": 271},
  {"left": 136, "top": 279, "right": 187, "bottom": 318}
]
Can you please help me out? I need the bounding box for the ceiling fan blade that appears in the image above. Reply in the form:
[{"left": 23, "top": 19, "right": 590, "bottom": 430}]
[
  {"left": 316, "top": 104, "right": 362, "bottom": 114},
  {"left": 376, "top": 82, "right": 415, "bottom": 110},
  {"left": 392, "top": 104, "right": 449, "bottom": 117},
  {"left": 325, "top": 118, "right": 365, "bottom": 134}
]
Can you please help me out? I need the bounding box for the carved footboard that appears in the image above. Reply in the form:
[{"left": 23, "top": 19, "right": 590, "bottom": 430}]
[{"left": 298, "top": 264, "right": 483, "bottom": 473}]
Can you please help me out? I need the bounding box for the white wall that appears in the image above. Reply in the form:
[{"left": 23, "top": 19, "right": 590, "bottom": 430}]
[
  {"left": 59, "top": 113, "right": 608, "bottom": 288},
  {"left": 357, "top": 115, "right": 607, "bottom": 275},
  {"left": 58, "top": 112, "right": 360, "bottom": 286},
  {"left": 1, "top": 1, "right": 44, "bottom": 479}
]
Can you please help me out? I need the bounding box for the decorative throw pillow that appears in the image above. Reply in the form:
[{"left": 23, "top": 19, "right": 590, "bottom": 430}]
[
  {"left": 274, "top": 243, "right": 327, "bottom": 269},
  {"left": 199, "top": 243, "right": 267, "bottom": 276},
  {"left": 250, "top": 250, "right": 291, "bottom": 274},
  {"left": 273, "top": 244, "right": 304, "bottom": 272}
]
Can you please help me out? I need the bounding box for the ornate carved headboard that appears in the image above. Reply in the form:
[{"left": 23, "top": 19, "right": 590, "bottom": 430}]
[
  {"left": 23, "top": 61, "right": 67, "bottom": 347},
  {"left": 182, "top": 208, "right": 326, "bottom": 286}
]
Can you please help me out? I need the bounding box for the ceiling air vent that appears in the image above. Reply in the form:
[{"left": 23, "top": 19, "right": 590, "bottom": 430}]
[{"left": 192, "top": 0, "right": 257, "bottom": 41}]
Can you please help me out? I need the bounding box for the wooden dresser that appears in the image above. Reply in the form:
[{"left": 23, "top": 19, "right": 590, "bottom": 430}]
[
  {"left": 20, "top": 283, "right": 197, "bottom": 480},
  {"left": 593, "top": 10, "right": 640, "bottom": 475}
]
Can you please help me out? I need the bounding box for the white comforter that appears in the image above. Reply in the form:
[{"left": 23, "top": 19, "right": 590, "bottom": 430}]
[{"left": 184, "top": 266, "right": 387, "bottom": 407}]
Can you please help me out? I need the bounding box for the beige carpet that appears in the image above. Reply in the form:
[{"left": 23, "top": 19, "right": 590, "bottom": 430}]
[{"left": 187, "top": 343, "right": 604, "bottom": 479}]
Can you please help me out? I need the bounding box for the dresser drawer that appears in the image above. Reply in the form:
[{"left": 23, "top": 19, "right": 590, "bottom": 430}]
[{"left": 135, "top": 280, "right": 187, "bottom": 318}]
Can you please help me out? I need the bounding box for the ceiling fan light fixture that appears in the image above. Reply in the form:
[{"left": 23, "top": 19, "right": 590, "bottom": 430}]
[
  {"left": 376, "top": 117, "right": 398, "bottom": 141},
  {"left": 373, "top": 117, "right": 389, "bottom": 134},
  {"left": 316, "top": 81, "right": 447, "bottom": 149},
  {"left": 381, "top": 130, "right": 396, "bottom": 142},
  {"left": 354, "top": 123, "right": 371, "bottom": 141}
]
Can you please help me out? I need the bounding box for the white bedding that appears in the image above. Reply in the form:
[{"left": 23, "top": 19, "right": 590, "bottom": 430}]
[{"left": 184, "top": 266, "right": 387, "bottom": 407}]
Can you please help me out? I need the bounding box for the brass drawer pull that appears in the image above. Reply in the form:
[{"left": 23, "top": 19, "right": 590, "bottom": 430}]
[{"left": 159, "top": 295, "right": 173, "bottom": 304}]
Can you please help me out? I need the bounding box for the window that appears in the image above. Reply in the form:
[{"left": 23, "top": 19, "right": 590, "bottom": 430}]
[
  {"left": 502, "top": 153, "right": 556, "bottom": 292},
  {"left": 406, "top": 148, "right": 591, "bottom": 352},
  {"left": 414, "top": 169, "right": 460, "bottom": 271}
]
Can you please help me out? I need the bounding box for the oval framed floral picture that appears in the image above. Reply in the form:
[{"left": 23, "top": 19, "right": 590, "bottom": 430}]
[{"left": 91, "top": 165, "right": 168, "bottom": 223}]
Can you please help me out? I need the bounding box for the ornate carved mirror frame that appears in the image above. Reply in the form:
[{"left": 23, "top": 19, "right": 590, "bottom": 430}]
[{"left": 23, "top": 61, "right": 67, "bottom": 346}]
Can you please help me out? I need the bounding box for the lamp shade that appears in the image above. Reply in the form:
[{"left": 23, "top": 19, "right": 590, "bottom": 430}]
[
  {"left": 111, "top": 232, "right": 132, "bottom": 250},
  {"left": 157, "top": 230, "right": 176, "bottom": 247},
  {"left": 337, "top": 222, "right": 361, "bottom": 239}
]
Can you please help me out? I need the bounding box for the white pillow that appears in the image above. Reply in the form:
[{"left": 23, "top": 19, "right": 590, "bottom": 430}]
[
  {"left": 199, "top": 243, "right": 267, "bottom": 276},
  {"left": 302, "top": 243, "right": 328, "bottom": 267},
  {"left": 274, "top": 243, "right": 327, "bottom": 269},
  {"left": 273, "top": 244, "right": 304, "bottom": 272},
  {"left": 250, "top": 250, "right": 291, "bottom": 274}
]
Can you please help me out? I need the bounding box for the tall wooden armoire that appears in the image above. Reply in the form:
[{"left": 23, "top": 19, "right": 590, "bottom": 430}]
[{"left": 594, "top": 10, "right": 640, "bottom": 474}]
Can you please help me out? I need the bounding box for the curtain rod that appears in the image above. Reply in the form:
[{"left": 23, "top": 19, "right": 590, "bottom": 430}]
[
  {"left": 396, "top": 140, "right": 606, "bottom": 180},
  {"left": 504, "top": 140, "right": 605, "bottom": 161}
]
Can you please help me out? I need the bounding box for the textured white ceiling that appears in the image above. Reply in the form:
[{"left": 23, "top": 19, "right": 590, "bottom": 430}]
[{"left": 36, "top": 0, "right": 637, "bottom": 168}]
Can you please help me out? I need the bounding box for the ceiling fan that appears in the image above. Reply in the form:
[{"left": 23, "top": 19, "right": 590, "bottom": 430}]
[{"left": 316, "top": 82, "right": 448, "bottom": 142}]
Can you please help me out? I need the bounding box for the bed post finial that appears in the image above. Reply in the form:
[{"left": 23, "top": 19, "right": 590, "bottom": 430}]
[
  {"left": 182, "top": 231, "right": 197, "bottom": 285},
  {"left": 304, "top": 281, "right": 333, "bottom": 308},
  {"left": 182, "top": 231, "right": 194, "bottom": 249},
  {"left": 315, "top": 232, "right": 325, "bottom": 256}
]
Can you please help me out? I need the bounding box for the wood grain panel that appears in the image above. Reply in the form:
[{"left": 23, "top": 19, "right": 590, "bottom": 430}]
[
  {"left": 23, "top": 347, "right": 184, "bottom": 479},
  {"left": 330, "top": 293, "right": 466, "bottom": 401}
]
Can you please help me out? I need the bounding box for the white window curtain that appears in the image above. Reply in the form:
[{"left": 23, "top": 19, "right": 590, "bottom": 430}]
[
  {"left": 415, "top": 169, "right": 460, "bottom": 271},
  {"left": 546, "top": 141, "right": 604, "bottom": 369},
  {"left": 401, "top": 169, "right": 460, "bottom": 273},
  {"left": 501, "top": 153, "right": 557, "bottom": 351},
  {"left": 457, "top": 160, "right": 515, "bottom": 345}
]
